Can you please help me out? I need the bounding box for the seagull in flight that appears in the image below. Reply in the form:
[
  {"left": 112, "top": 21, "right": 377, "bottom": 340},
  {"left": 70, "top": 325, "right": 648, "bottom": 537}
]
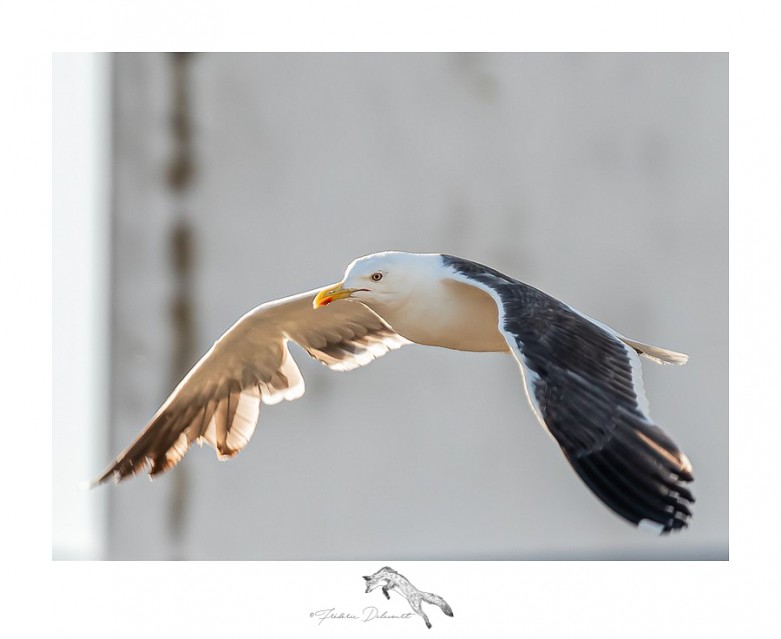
[{"left": 95, "top": 251, "right": 694, "bottom": 533}]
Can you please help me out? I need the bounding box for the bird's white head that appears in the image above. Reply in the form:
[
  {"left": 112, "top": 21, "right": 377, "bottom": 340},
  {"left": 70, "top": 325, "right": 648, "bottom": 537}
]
[{"left": 313, "top": 251, "right": 440, "bottom": 312}]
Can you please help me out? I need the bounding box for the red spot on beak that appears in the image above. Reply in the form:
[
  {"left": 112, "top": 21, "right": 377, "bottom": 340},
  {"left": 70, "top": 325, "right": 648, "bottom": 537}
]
[{"left": 321, "top": 296, "right": 333, "bottom": 306}]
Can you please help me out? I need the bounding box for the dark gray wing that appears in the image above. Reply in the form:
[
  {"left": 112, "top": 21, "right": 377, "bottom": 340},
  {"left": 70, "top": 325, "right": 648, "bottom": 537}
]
[{"left": 442, "top": 255, "right": 694, "bottom": 533}]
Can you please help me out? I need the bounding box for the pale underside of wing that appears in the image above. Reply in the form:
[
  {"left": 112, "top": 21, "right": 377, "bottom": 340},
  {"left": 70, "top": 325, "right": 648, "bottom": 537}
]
[
  {"left": 95, "top": 289, "right": 409, "bottom": 484},
  {"left": 441, "top": 255, "right": 694, "bottom": 533}
]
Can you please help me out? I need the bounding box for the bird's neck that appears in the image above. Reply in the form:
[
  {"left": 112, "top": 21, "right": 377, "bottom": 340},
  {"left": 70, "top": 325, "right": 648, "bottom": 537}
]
[{"left": 365, "top": 278, "right": 509, "bottom": 353}]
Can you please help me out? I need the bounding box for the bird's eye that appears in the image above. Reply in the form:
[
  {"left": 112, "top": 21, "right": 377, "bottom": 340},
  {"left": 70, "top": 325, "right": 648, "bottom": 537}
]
[{"left": 371, "top": 272, "right": 383, "bottom": 282}]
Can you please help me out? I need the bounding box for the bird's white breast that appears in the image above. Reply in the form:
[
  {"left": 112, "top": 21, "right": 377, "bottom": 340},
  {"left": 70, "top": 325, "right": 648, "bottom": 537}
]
[{"left": 366, "top": 277, "right": 509, "bottom": 353}]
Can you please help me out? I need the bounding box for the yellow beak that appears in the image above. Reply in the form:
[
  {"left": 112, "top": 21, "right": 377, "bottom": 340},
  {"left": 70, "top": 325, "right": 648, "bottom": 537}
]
[{"left": 313, "top": 282, "right": 356, "bottom": 308}]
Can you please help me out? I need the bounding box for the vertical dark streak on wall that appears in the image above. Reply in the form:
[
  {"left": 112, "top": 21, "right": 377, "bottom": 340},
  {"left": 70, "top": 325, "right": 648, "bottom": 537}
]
[{"left": 166, "top": 52, "right": 197, "bottom": 557}]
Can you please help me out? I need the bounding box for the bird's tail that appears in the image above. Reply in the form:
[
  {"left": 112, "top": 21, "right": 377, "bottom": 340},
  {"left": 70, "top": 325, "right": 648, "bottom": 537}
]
[{"left": 620, "top": 337, "right": 689, "bottom": 365}]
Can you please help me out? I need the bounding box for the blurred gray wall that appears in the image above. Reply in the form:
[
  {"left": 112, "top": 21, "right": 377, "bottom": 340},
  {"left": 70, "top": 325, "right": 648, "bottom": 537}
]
[{"left": 105, "top": 53, "right": 727, "bottom": 559}]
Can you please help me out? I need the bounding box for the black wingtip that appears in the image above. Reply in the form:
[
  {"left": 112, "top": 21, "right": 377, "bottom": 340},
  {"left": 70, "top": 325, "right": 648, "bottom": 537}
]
[
  {"left": 565, "top": 421, "right": 695, "bottom": 534},
  {"left": 88, "top": 476, "right": 109, "bottom": 490},
  {"left": 89, "top": 464, "right": 120, "bottom": 488}
]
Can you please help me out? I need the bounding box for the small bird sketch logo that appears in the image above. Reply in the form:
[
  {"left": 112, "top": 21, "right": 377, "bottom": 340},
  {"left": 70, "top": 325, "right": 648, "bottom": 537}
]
[{"left": 363, "top": 566, "right": 454, "bottom": 629}]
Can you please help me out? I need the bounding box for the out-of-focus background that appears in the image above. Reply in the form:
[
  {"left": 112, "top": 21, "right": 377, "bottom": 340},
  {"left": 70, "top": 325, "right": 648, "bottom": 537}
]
[{"left": 53, "top": 53, "right": 727, "bottom": 560}]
